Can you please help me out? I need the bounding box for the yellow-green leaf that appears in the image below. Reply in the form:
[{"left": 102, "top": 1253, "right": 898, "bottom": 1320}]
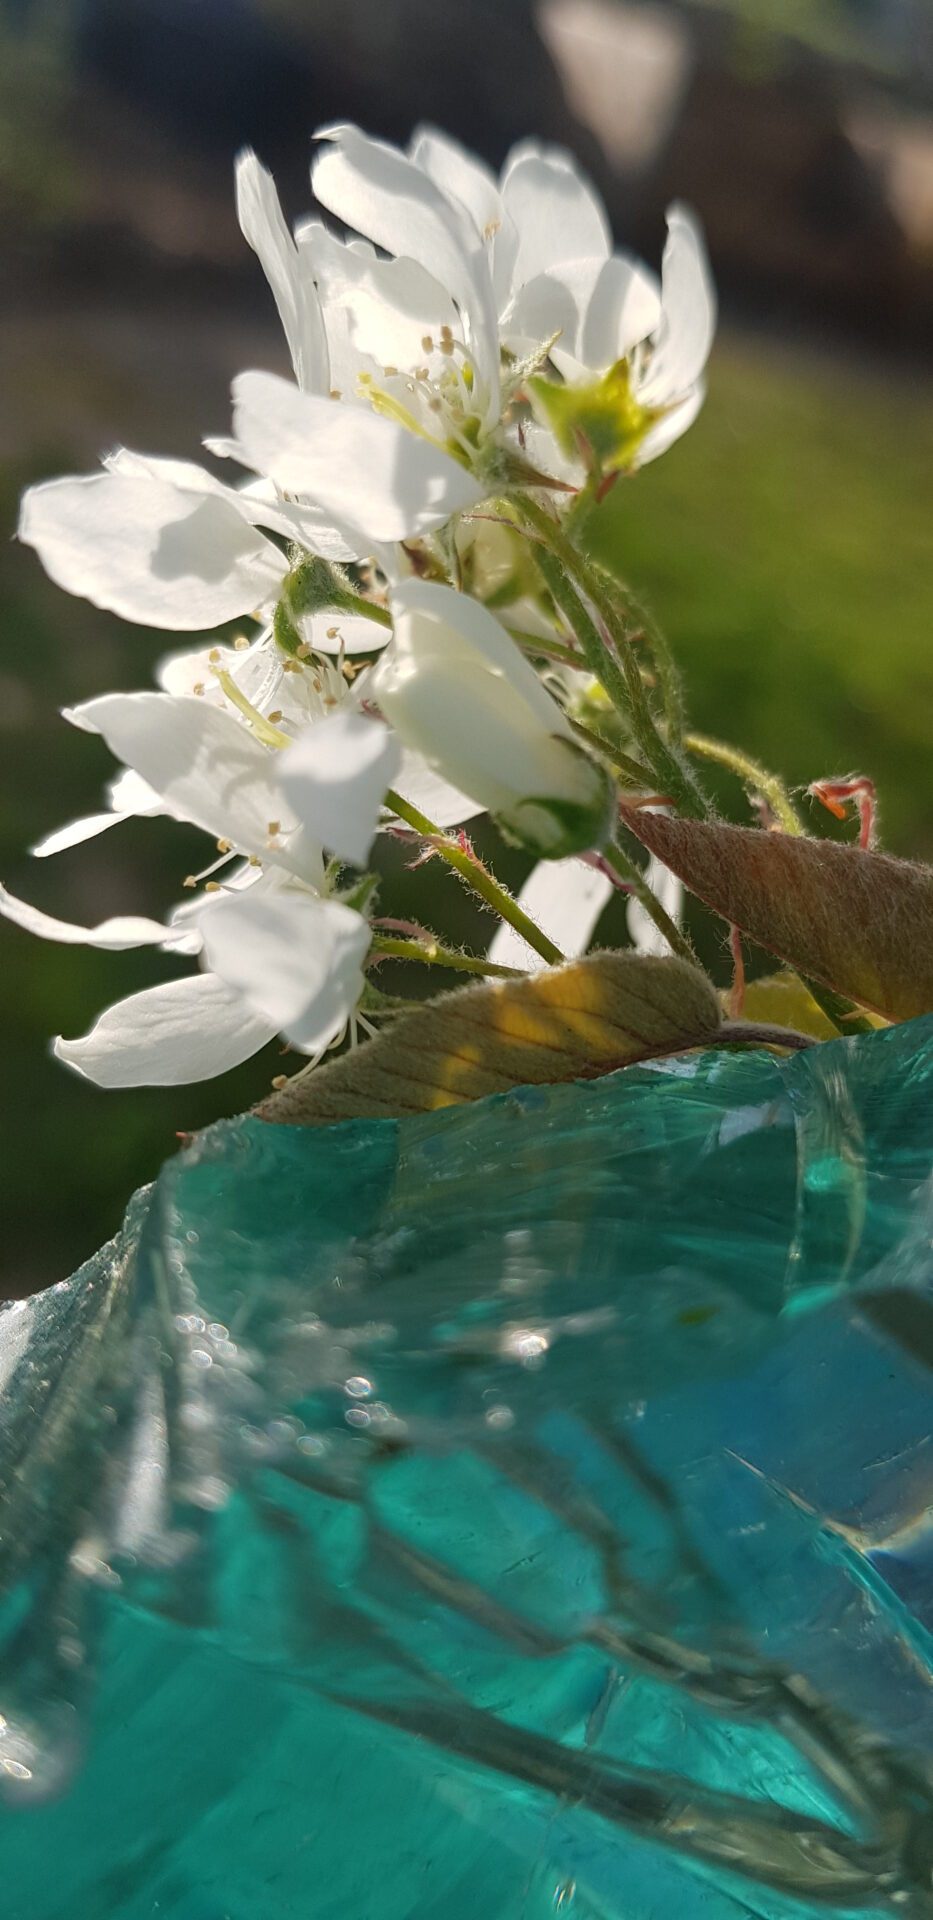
[
  {"left": 259, "top": 953, "right": 721, "bottom": 1127},
  {"left": 737, "top": 972, "right": 886, "bottom": 1041},
  {"left": 620, "top": 809, "right": 933, "bottom": 1023}
]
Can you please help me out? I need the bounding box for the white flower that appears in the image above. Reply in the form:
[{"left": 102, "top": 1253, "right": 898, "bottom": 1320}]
[
  {"left": 67, "top": 690, "right": 325, "bottom": 883},
  {"left": 519, "top": 203, "right": 715, "bottom": 470},
  {"left": 47, "top": 880, "right": 370, "bottom": 1089},
  {"left": 44, "top": 872, "right": 372, "bottom": 1088},
  {"left": 18, "top": 450, "right": 354, "bottom": 632},
  {"left": 311, "top": 122, "right": 503, "bottom": 433},
  {"left": 371, "top": 580, "right": 611, "bottom": 858},
  {"left": 304, "top": 125, "right": 712, "bottom": 473}
]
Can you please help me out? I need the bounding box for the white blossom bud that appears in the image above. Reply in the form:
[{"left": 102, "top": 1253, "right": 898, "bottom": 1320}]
[{"left": 373, "top": 582, "right": 612, "bottom": 858}]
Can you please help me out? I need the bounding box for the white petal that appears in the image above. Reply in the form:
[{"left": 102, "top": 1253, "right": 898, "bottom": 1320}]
[
  {"left": 409, "top": 126, "right": 502, "bottom": 241},
  {"left": 312, "top": 125, "right": 500, "bottom": 420},
  {"left": 71, "top": 691, "right": 320, "bottom": 880},
  {"left": 232, "top": 370, "right": 482, "bottom": 543},
  {"left": 627, "top": 852, "right": 684, "bottom": 956},
  {"left": 391, "top": 750, "right": 485, "bottom": 828},
  {"left": 107, "top": 769, "right": 164, "bottom": 815},
  {"left": 384, "top": 579, "right": 570, "bottom": 737},
  {"left": 277, "top": 709, "right": 401, "bottom": 867},
  {"left": 488, "top": 858, "right": 612, "bottom": 970},
  {"left": 300, "top": 221, "right": 459, "bottom": 376},
  {"left": 579, "top": 254, "right": 662, "bottom": 369},
  {"left": 19, "top": 471, "right": 284, "bottom": 630},
  {"left": 302, "top": 611, "right": 391, "bottom": 656},
  {"left": 313, "top": 124, "right": 479, "bottom": 304},
  {"left": 33, "top": 761, "right": 171, "bottom": 855},
  {"left": 198, "top": 890, "right": 370, "bottom": 1053},
  {"left": 54, "top": 974, "right": 276, "bottom": 1086},
  {"left": 0, "top": 883, "right": 171, "bottom": 949},
  {"left": 635, "top": 383, "right": 705, "bottom": 466},
  {"left": 503, "top": 257, "right": 604, "bottom": 360},
  {"left": 374, "top": 582, "right": 598, "bottom": 838},
  {"left": 236, "top": 148, "right": 329, "bottom": 393},
  {"left": 500, "top": 142, "right": 611, "bottom": 293},
  {"left": 31, "top": 811, "right": 128, "bottom": 858},
  {"left": 637, "top": 204, "right": 716, "bottom": 408},
  {"left": 110, "top": 450, "right": 355, "bottom": 559},
  {"left": 156, "top": 635, "right": 284, "bottom": 713}
]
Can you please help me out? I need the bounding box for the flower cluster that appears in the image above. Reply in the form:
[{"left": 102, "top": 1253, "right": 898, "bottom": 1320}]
[{"left": 5, "top": 123, "right": 716, "bottom": 1087}]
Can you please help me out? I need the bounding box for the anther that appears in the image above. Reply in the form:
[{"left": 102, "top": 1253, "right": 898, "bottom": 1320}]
[
  {"left": 216, "top": 838, "right": 231, "bottom": 853},
  {"left": 267, "top": 710, "right": 283, "bottom": 724},
  {"left": 271, "top": 1074, "right": 288, "bottom": 1090},
  {"left": 192, "top": 682, "right": 205, "bottom": 696},
  {"left": 183, "top": 875, "right": 197, "bottom": 889},
  {"left": 204, "top": 881, "right": 221, "bottom": 893},
  {"left": 208, "top": 648, "right": 221, "bottom": 663},
  {"left": 267, "top": 821, "right": 281, "bottom": 837},
  {"left": 421, "top": 334, "right": 434, "bottom": 353},
  {"left": 326, "top": 626, "right": 339, "bottom": 639}
]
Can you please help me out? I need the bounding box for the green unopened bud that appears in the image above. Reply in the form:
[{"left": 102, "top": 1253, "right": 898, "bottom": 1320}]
[{"left": 528, "top": 361, "right": 657, "bottom": 475}]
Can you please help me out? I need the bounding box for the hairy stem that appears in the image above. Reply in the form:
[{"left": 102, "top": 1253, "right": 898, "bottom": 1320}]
[
  {"left": 601, "top": 840, "right": 698, "bottom": 968},
  {"left": 685, "top": 732, "right": 803, "bottom": 837},
  {"left": 515, "top": 493, "right": 706, "bottom": 818},
  {"left": 384, "top": 788, "right": 564, "bottom": 966},
  {"left": 370, "top": 933, "right": 525, "bottom": 979},
  {"left": 567, "top": 718, "right": 657, "bottom": 792}
]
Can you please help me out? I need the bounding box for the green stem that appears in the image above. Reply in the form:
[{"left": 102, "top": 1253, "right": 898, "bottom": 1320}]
[
  {"left": 567, "top": 718, "right": 656, "bottom": 792},
  {"left": 384, "top": 788, "right": 564, "bottom": 966},
  {"left": 369, "top": 933, "right": 524, "bottom": 979},
  {"left": 330, "top": 591, "right": 392, "bottom": 631},
  {"left": 506, "top": 626, "right": 583, "bottom": 669},
  {"left": 599, "top": 575, "right": 687, "bottom": 746},
  {"left": 685, "top": 733, "right": 803, "bottom": 837},
  {"left": 515, "top": 493, "right": 706, "bottom": 819},
  {"left": 601, "top": 840, "right": 699, "bottom": 969}
]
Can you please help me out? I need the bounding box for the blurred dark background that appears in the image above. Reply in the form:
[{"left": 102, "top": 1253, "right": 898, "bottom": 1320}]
[{"left": 2, "top": 0, "right": 932, "bottom": 1296}]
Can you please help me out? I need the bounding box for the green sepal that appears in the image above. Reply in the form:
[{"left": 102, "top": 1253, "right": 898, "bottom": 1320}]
[
  {"left": 527, "top": 362, "right": 657, "bottom": 475},
  {"left": 338, "top": 870, "right": 380, "bottom": 912}
]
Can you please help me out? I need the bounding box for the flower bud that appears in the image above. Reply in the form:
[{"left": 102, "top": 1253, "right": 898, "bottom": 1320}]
[{"left": 373, "top": 582, "right": 613, "bottom": 858}]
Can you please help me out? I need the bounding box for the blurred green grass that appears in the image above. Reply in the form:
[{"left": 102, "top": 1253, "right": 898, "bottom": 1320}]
[{"left": 1, "top": 324, "right": 931, "bottom": 1294}]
